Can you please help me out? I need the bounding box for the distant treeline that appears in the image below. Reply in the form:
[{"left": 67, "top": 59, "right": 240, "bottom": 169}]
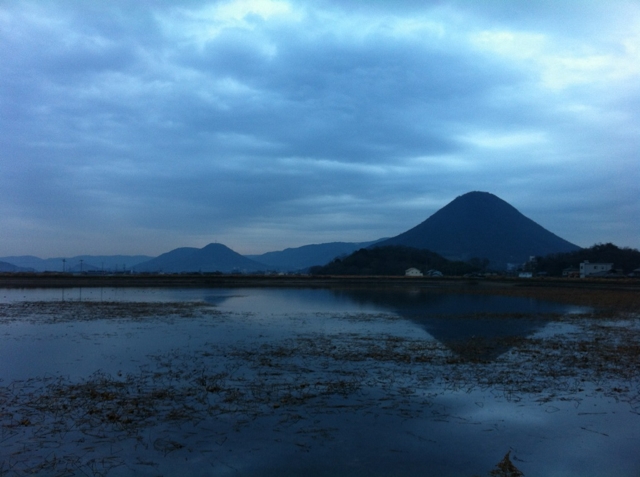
[
  {"left": 310, "top": 243, "right": 640, "bottom": 277},
  {"left": 310, "top": 246, "right": 483, "bottom": 276},
  {"left": 533, "top": 243, "right": 640, "bottom": 275}
]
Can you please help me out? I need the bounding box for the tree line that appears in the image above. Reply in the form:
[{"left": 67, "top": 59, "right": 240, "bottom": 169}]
[
  {"left": 310, "top": 246, "right": 482, "bottom": 276},
  {"left": 532, "top": 243, "right": 640, "bottom": 276},
  {"left": 310, "top": 243, "right": 640, "bottom": 277}
]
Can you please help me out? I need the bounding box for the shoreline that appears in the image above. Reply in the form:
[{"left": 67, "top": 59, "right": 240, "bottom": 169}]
[{"left": 1, "top": 273, "right": 639, "bottom": 291}]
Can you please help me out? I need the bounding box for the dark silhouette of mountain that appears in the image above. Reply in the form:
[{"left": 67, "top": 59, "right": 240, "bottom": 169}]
[
  {"left": 134, "top": 243, "right": 266, "bottom": 273},
  {"left": 0, "top": 255, "right": 153, "bottom": 272},
  {"left": 311, "top": 245, "right": 479, "bottom": 276},
  {"left": 246, "top": 240, "right": 385, "bottom": 271},
  {"left": 375, "top": 191, "right": 580, "bottom": 267}
]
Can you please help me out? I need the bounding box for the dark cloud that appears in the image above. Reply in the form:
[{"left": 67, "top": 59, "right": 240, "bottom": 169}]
[{"left": 0, "top": 0, "right": 638, "bottom": 256}]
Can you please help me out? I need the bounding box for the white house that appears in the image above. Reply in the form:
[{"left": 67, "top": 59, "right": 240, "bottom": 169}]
[
  {"left": 405, "top": 268, "right": 423, "bottom": 277},
  {"left": 580, "top": 261, "right": 613, "bottom": 278}
]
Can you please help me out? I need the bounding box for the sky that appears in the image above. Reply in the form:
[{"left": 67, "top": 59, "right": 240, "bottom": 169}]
[{"left": 1, "top": 0, "right": 639, "bottom": 258}]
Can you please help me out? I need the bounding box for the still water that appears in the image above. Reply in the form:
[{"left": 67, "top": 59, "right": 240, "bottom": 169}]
[{"left": 0, "top": 287, "right": 637, "bottom": 476}]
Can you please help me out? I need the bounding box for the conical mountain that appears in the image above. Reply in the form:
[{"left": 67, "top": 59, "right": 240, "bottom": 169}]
[
  {"left": 134, "top": 243, "right": 266, "bottom": 273},
  {"left": 375, "top": 191, "right": 580, "bottom": 267}
]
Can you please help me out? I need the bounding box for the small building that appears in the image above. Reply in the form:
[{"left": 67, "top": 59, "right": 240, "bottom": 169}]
[
  {"left": 425, "top": 269, "right": 443, "bottom": 277},
  {"left": 405, "top": 268, "right": 423, "bottom": 277},
  {"left": 518, "top": 272, "right": 533, "bottom": 278},
  {"left": 580, "top": 261, "right": 613, "bottom": 278},
  {"left": 562, "top": 267, "right": 580, "bottom": 278}
]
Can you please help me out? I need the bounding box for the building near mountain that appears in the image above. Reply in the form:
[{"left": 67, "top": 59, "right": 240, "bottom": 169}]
[
  {"left": 374, "top": 191, "right": 580, "bottom": 268},
  {"left": 405, "top": 268, "right": 423, "bottom": 277},
  {"left": 579, "top": 261, "right": 613, "bottom": 278},
  {"left": 533, "top": 243, "right": 640, "bottom": 277},
  {"left": 562, "top": 267, "right": 580, "bottom": 278}
]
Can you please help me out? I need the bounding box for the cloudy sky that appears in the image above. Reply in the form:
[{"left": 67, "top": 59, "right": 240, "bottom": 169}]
[{"left": 1, "top": 0, "right": 638, "bottom": 257}]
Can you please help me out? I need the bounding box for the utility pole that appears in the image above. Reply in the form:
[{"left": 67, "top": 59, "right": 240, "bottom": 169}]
[
  {"left": 62, "top": 258, "right": 66, "bottom": 273},
  {"left": 80, "top": 259, "right": 84, "bottom": 273}
]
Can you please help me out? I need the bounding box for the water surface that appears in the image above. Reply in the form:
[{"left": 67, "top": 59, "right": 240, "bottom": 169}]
[{"left": 0, "top": 287, "right": 637, "bottom": 476}]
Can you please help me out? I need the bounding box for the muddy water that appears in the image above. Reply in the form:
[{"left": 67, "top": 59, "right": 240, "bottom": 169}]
[{"left": 0, "top": 287, "right": 638, "bottom": 476}]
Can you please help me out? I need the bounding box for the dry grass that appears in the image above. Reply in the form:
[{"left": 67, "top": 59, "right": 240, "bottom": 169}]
[
  {"left": 488, "top": 451, "right": 524, "bottom": 477},
  {"left": 0, "top": 301, "right": 217, "bottom": 324}
]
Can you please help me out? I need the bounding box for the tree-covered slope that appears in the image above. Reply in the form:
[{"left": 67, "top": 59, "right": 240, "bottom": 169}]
[{"left": 311, "top": 245, "right": 480, "bottom": 276}]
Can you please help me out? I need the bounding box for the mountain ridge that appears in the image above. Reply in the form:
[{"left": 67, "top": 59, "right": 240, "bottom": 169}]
[
  {"left": 1, "top": 192, "right": 582, "bottom": 272},
  {"left": 0, "top": 254, "right": 154, "bottom": 272},
  {"left": 247, "top": 240, "right": 385, "bottom": 271},
  {"left": 134, "top": 243, "right": 266, "bottom": 273}
]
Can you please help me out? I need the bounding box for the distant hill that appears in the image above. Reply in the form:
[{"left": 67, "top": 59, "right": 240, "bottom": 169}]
[
  {"left": 311, "top": 245, "right": 480, "bottom": 276},
  {"left": 0, "top": 260, "right": 34, "bottom": 273},
  {"left": 246, "top": 240, "right": 384, "bottom": 271},
  {"left": 0, "top": 254, "right": 154, "bottom": 272},
  {"left": 375, "top": 191, "right": 580, "bottom": 268},
  {"left": 134, "top": 243, "right": 266, "bottom": 273}
]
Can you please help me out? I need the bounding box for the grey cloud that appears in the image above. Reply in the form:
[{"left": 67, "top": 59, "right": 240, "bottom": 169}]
[
  {"left": 0, "top": 0, "right": 638, "bottom": 256},
  {"left": 174, "top": 29, "right": 518, "bottom": 163}
]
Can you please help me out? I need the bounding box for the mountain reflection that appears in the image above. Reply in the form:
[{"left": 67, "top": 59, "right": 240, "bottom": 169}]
[{"left": 330, "top": 288, "right": 572, "bottom": 361}]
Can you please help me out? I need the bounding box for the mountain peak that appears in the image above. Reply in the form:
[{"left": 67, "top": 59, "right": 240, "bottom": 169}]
[
  {"left": 459, "top": 191, "right": 495, "bottom": 198},
  {"left": 201, "top": 243, "right": 233, "bottom": 251},
  {"left": 449, "top": 190, "right": 515, "bottom": 208},
  {"left": 376, "top": 191, "right": 579, "bottom": 266}
]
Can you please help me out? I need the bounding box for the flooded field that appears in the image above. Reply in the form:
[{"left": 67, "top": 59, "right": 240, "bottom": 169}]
[{"left": 0, "top": 286, "right": 639, "bottom": 476}]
